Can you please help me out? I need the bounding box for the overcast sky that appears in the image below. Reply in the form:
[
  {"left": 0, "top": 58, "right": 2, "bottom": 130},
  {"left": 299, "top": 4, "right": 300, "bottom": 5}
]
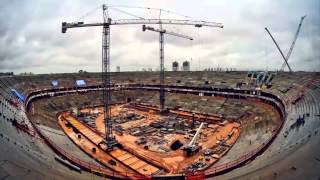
[{"left": 0, "top": 0, "right": 319, "bottom": 74}]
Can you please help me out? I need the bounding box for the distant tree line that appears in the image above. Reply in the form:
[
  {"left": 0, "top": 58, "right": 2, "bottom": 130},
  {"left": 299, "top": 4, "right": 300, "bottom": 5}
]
[{"left": 0, "top": 72, "right": 14, "bottom": 76}]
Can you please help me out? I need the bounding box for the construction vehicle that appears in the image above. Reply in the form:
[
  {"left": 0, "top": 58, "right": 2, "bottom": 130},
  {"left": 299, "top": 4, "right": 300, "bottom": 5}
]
[
  {"left": 280, "top": 15, "right": 306, "bottom": 71},
  {"left": 184, "top": 122, "right": 204, "bottom": 156},
  {"left": 265, "top": 15, "right": 307, "bottom": 72}
]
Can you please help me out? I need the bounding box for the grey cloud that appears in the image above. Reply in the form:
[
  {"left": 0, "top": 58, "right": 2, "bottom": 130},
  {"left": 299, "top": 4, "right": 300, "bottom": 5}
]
[{"left": 0, "top": 0, "right": 319, "bottom": 73}]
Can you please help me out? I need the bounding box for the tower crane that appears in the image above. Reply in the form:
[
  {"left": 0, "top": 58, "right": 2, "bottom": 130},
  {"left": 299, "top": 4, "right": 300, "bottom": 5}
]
[
  {"left": 142, "top": 25, "right": 193, "bottom": 112},
  {"left": 61, "top": 4, "right": 223, "bottom": 150}
]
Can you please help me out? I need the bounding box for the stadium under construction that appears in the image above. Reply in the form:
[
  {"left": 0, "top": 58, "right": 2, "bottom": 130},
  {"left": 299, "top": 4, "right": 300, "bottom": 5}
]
[
  {"left": 0, "top": 3, "right": 319, "bottom": 180},
  {"left": 1, "top": 70, "right": 319, "bottom": 179}
]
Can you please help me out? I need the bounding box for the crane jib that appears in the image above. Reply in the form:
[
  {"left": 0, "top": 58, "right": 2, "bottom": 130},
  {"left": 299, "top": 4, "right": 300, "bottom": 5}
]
[{"left": 62, "top": 19, "right": 223, "bottom": 33}]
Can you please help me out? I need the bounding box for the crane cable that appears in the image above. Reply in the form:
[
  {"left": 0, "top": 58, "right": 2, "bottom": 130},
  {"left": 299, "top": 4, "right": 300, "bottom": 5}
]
[
  {"left": 109, "top": 7, "right": 145, "bottom": 19},
  {"left": 78, "top": 5, "right": 101, "bottom": 22},
  {"left": 106, "top": 4, "right": 193, "bottom": 20},
  {"left": 78, "top": 4, "right": 192, "bottom": 24}
]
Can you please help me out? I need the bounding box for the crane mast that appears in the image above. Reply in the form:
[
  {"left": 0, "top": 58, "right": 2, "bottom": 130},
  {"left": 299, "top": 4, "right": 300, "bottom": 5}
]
[
  {"left": 101, "top": 5, "right": 116, "bottom": 147},
  {"left": 160, "top": 30, "right": 165, "bottom": 112},
  {"left": 62, "top": 4, "right": 223, "bottom": 150},
  {"left": 142, "top": 25, "right": 193, "bottom": 112}
]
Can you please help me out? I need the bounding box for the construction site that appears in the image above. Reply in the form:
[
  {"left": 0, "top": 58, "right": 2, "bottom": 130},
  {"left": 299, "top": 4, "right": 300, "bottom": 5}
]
[{"left": 0, "top": 2, "right": 320, "bottom": 180}]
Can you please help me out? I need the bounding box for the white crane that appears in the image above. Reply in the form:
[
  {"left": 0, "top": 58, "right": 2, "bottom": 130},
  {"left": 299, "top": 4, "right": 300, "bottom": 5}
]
[
  {"left": 265, "top": 15, "right": 307, "bottom": 72},
  {"left": 188, "top": 122, "right": 204, "bottom": 147},
  {"left": 265, "top": 27, "right": 293, "bottom": 72},
  {"left": 184, "top": 122, "right": 204, "bottom": 156},
  {"left": 280, "top": 15, "right": 307, "bottom": 71}
]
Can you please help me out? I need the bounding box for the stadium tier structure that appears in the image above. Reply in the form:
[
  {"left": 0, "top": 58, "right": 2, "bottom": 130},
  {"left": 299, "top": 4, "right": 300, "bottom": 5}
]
[{"left": 0, "top": 71, "right": 319, "bottom": 179}]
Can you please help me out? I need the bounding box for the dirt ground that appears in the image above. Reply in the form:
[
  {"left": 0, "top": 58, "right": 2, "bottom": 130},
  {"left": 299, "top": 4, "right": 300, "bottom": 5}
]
[{"left": 64, "top": 104, "right": 242, "bottom": 173}]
